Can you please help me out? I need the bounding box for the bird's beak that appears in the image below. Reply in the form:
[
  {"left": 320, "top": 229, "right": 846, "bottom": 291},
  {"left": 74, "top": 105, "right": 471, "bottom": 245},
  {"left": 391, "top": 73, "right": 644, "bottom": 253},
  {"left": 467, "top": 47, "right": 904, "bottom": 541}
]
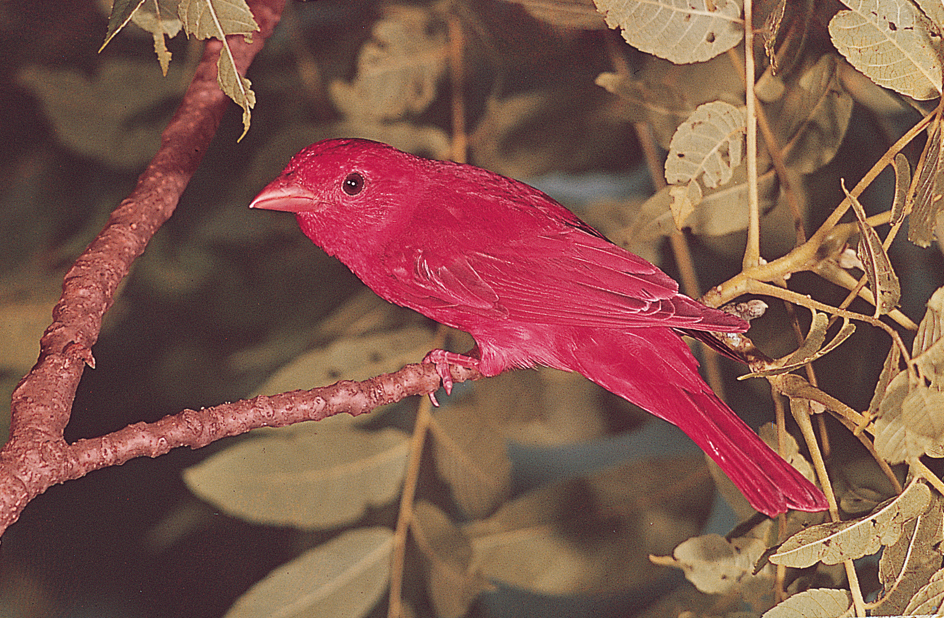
[{"left": 249, "top": 180, "right": 318, "bottom": 213}]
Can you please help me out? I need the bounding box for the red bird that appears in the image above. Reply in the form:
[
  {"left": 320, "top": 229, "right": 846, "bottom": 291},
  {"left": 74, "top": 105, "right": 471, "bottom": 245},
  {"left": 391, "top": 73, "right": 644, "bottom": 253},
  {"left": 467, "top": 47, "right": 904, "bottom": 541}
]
[{"left": 250, "top": 138, "right": 827, "bottom": 517}]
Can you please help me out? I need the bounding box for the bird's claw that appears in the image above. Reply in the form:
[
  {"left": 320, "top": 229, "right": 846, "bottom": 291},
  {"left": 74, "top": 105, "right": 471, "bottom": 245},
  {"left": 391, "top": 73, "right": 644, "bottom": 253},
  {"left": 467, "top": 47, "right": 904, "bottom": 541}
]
[{"left": 421, "top": 348, "right": 479, "bottom": 407}]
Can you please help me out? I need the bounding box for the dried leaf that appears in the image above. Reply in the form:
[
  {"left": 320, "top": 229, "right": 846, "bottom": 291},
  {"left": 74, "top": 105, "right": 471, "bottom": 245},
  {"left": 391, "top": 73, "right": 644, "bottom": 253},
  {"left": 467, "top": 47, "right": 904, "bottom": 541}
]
[
  {"left": 767, "top": 54, "right": 854, "bottom": 175},
  {"left": 665, "top": 101, "right": 747, "bottom": 229},
  {"left": 412, "top": 501, "right": 492, "bottom": 618},
  {"left": 762, "top": 588, "right": 852, "bottom": 618},
  {"left": 656, "top": 534, "right": 769, "bottom": 595},
  {"left": 841, "top": 179, "right": 901, "bottom": 316},
  {"left": 829, "top": 0, "right": 943, "bottom": 101},
  {"left": 329, "top": 6, "right": 447, "bottom": 122},
  {"left": 874, "top": 287, "right": 944, "bottom": 462},
  {"left": 891, "top": 152, "right": 911, "bottom": 226},
  {"left": 911, "top": 119, "right": 944, "bottom": 247},
  {"left": 429, "top": 403, "right": 512, "bottom": 520},
  {"left": 224, "top": 527, "right": 392, "bottom": 618},
  {"left": 904, "top": 567, "right": 944, "bottom": 615},
  {"left": 184, "top": 427, "right": 409, "bottom": 529},
  {"left": 874, "top": 491, "right": 944, "bottom": 615},
  {"left": 770, "top": 478, "right": 932, "bottom": 568},
  {"left": 742, "top": 311, "right": 855, "bottom": 378},
  {"left": 503, "top": 0, "right": 607, "bottom": 29},
  {"left": 594, "top": 0, "right": 743, "bottom": 64}
]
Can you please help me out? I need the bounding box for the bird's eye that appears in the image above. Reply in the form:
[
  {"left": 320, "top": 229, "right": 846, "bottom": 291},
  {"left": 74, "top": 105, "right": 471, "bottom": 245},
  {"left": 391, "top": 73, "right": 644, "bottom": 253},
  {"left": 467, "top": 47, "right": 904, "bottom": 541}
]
[{"left": 342, "top": 172, "right": 365, "bottom": 196}]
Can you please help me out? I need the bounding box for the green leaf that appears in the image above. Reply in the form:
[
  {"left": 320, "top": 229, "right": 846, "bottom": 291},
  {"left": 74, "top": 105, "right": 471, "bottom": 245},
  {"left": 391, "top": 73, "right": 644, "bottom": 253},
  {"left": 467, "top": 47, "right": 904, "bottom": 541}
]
[
  {"left": 100, "top": 0, "right": 147, "bottom": 52},
  {"left": 829, "top": 0, "right": 943, "bottom": 101},
  {"left": 131, "top": 0, "right": 183, "bottom": 75},
  {"left": 177, "top": 0, "right": 259, "bottom": 139},
  {"left": 594, "top": 0, "right": 743, "bottom": 64},
  {"left": 184, "top": 426, "right": 410, "bottom": 529},
  {"left": 770, "top": 478, "right": 932, "bottom": 568},
  {"left": 224, "top": 527, "right": 393, "bottom": 618}
]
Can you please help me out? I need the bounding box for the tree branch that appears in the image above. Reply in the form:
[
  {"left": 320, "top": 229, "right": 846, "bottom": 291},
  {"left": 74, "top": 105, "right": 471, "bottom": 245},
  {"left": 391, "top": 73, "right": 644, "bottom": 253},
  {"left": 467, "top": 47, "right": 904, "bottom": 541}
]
[{"left": 0, "top": 0, "right": 285, "bottom": 538}]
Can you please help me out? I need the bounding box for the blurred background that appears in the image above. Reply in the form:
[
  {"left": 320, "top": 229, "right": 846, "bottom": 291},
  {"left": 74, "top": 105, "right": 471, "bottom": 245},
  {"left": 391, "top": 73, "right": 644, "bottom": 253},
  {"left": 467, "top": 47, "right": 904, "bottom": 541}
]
[{"left": 1, "top": 0, "right": 942, "bottom": 616}]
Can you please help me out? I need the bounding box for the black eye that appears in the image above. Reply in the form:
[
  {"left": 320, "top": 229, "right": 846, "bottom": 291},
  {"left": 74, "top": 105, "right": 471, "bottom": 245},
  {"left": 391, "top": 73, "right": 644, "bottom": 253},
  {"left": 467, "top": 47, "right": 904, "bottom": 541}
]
[{"left": 342, "top": 172, "right": 364, "bottom": 196}]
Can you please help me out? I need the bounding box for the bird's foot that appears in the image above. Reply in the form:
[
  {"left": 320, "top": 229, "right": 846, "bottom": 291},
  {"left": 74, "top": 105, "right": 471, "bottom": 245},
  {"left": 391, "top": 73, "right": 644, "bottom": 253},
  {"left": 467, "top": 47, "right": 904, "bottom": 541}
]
[{"left": 422, "top": 348, "right": 480, "bottom": 407}]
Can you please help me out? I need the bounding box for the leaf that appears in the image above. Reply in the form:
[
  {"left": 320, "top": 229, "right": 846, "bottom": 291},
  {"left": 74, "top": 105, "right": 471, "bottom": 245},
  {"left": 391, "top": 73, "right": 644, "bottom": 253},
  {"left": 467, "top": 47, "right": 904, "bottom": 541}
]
[
  {"left": 762, "top": 588, "right": 852, "bottom": 618},
  {"left": 874, "top": 287, "right": 944, "bottom": 462},
  {"left": 411, "top": 501, "right": 492, "bottom": 618},
  {"left": 911, "top": 118, "right": 944, "bottom": 247},
  {"left": 503, "top": 0, "right": 607, "bottom": 29},
  {"left": 329, "top": 6, "right": 447, "bottom": 122},
  {"left": 224, "top": 527, "right": 392, "bottom": 618},
  {"left": 764, "top": 54, "right": 854, "bottom": 175},
  {"left": 465, "top": 457, "right": 711, "bottom": 595},
  {"left": 593, "top": 0, "right": 744, "bottom": 64},
  {"left": 131, "top": 0, "right": 183, "bottom": 75},
  {"left": 428, "top": 403, "right": 512, "bottom": 520},
  {"left": 841, "top": 179, "right": 901, "bottom": 316},
  {"left": 743, "top": 311, "right": 855, "bottom": 378},
  {"left": 595, "top": 70, "right": 694, "bottom": 136},
  {"left": 770, "top": 478, "right": 932, "bottom": 568},
  {"left": 868, "top": 341, "right": 902, "bottom": 419},
  {"left": 904, "top": 567, "right": 944, "bottom": 615},
  {"left": 656, "top": 534, "right": 769, "bottom": 595},
  {"left": 874, "top": 491, "right": 944, "bottom": 615},
  {"left": 829, "top": 0, "right": 943, "bottom": 101},
  {"left": 891, "top": 151, "right": 911, "bottom": 226},
  {"left": 177, "top": 0, "right": 259, "bottom": 139},
  {"left": 665, "top": 101, "right": 746, "bottom": 229},
  {"left": 184, "top": 427, "right": 410, "bottom": 529},
  {"left": 100, "top": 0, "right": 147, "bottom": 51},
  {"left": 17, "top": 60, "right": 182, "bottom": 170},
  {"left": 254, "top": 325, "right": 436, "bottom": 398}
]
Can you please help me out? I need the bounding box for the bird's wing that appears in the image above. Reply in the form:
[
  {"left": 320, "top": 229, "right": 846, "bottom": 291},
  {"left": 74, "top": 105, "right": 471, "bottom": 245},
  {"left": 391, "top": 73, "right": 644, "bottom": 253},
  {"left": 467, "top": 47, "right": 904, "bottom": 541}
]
[{"left": 385, "top": 225, "right": 746, "bottom": 333}]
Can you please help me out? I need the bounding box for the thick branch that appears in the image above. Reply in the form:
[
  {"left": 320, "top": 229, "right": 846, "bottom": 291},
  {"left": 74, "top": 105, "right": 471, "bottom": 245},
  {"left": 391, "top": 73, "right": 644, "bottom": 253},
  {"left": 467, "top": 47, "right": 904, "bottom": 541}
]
[{"left": 0, "top": 0, "right": 284, "bottom": 537}]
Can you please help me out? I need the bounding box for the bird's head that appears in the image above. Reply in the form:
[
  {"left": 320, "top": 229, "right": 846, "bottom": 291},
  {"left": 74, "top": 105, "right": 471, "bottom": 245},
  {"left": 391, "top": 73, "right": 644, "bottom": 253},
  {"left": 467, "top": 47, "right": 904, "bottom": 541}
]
[{"left": 250, "top": 138, "right": 422, "bottom": 250}]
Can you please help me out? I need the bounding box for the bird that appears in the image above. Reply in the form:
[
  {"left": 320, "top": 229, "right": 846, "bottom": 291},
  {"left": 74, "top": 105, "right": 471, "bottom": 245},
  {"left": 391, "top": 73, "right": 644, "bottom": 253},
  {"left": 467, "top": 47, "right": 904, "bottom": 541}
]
[{"left": 249, "top": 137, "right": 828, "bottom": 517}]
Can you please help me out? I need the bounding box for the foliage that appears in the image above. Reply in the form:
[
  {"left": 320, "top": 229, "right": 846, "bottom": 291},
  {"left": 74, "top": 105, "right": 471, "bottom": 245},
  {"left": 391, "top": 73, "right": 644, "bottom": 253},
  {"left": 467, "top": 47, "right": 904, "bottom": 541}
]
[{"left": 5, "top": 0, "right": 944, "bottom": 616}]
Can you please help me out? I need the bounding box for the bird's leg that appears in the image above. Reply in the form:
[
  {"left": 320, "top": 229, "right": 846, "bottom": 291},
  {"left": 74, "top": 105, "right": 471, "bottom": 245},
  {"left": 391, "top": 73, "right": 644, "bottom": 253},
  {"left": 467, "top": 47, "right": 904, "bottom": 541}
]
[{"left": 421, "top": 347, "right": 481, "bottom": 407}]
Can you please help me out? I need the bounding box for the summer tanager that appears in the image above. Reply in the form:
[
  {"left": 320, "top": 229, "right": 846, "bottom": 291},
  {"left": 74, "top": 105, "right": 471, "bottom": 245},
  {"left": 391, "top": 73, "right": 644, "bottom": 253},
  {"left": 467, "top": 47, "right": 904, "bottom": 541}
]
[{"left": 250, "top": 138, "right": 827, "bottom": 517}]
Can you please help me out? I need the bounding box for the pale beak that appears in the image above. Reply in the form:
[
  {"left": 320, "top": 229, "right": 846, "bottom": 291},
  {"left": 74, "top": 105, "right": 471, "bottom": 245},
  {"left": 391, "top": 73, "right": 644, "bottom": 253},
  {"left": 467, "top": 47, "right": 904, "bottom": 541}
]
[{"left": 249, "top": 180, "right": 318, "bottom": 213}]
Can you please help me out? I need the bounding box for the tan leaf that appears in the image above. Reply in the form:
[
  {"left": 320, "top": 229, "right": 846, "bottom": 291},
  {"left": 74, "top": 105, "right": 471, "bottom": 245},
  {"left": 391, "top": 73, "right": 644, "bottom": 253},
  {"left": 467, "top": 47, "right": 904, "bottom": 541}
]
[
  {"left": 656, "top": 534, "right": 769, "bottom": 595},
  {"left": 762, "top": 588, "right": 852, "bottom": 618},
  {"left": 891, "top": 152, "right": 911, "bottom": 227},
  {"left": 411, "top": 501, "right": 492, "bottom": 618},
  {"left": 874, "top": 491, "right": 944, "bottom": 615},
  {"left": 329, "top": 6, "right": 447, "bottom": 122},
  {"left": 594, "top": 0, "right": 743, "bottom": 64},
  {"left": 665, "top": 101, "right": 747, "bottom": 228},
  {"left": 829, "top": 0, "right": 943, "bottom": 101},
  {"left": 184, "top": 427, "right": 409, "bottom": 529},
  {"left": 503, "top": 0, "right": 607, "bottom": 29},
  {"left": 429, "top": 404, "right": 512, "bottom": 520},
  {"left": 903, "top": 567, "right": 944, "bottom": 615},
  {"left": 911, "top": 119, "right": 944, "bottom": 247},
  {"left": 224, "top": 527, "right": 392, "bottom": 618},
  {"left": 770, "top": 478, "right": 932, "bottom": 568},
  {"left": 841, "top": 179, "right": 901, "bottom": 316}
]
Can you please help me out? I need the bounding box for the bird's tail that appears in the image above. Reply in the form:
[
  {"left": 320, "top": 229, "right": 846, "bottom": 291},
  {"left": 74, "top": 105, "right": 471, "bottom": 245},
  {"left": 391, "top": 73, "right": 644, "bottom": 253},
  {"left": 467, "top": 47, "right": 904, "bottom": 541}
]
[{"left": 570, "top": 328, "right": 827, "bottom": 517}]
